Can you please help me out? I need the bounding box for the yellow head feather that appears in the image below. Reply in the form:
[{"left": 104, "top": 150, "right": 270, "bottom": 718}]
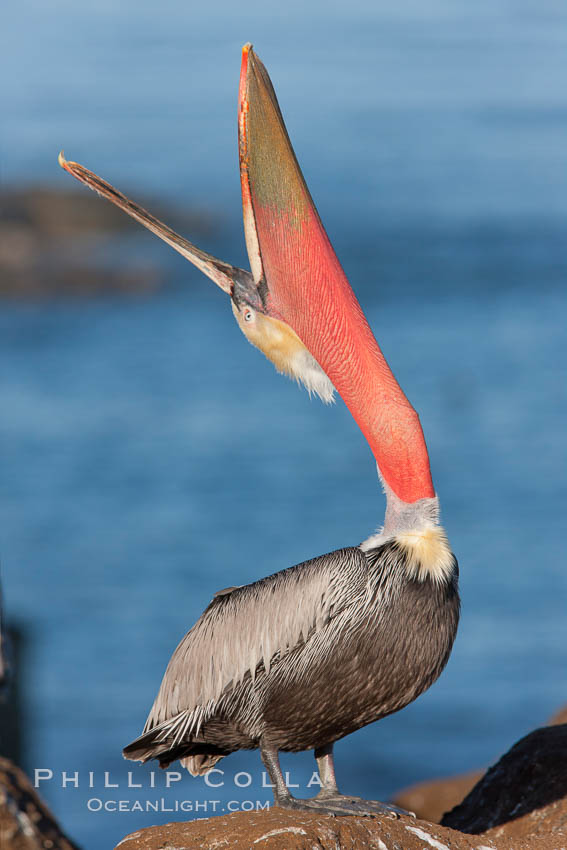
[
  {"left": 232, "top": 305, "right": 335, "bottom": 403},
  {"left": 395, "top": 525, "right": 455, "bottom": 586}
]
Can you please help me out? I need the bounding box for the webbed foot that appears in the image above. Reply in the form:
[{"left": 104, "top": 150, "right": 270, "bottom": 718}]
[{"left": 275, "top": 793, "right": 414, "bottom": 818}]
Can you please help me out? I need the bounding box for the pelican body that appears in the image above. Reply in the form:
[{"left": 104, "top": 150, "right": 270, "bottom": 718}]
[{"left": 60, "top": 45, "right": 459, "bottom": 816}]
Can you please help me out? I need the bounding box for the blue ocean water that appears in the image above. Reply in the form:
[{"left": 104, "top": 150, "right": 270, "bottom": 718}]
[{"left": 1, "top": 2, "right": 566, "bottom": 848}]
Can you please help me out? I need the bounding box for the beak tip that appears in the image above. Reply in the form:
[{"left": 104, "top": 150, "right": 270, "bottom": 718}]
[
  {"left": 239, "top": 45, "right": 253, "bottom": 120},
  {"left": 240, "top": 43, "right": 253, "bottom": 85}
]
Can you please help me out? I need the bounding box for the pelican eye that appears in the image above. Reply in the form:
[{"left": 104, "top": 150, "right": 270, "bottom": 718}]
[{"left": 243, "top": 309, "right": 255, "bottom": 323}]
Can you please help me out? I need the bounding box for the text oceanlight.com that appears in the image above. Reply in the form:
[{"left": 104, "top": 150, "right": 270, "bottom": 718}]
[{"left": 86, "top": 798, "right": 270, "bottom": 813}]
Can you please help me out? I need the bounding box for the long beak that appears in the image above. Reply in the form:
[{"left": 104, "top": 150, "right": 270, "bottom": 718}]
[
  {"left": 239, "top": 45, "right": 434, "bottom": 503},
  {"left": 57, "top": 151, "right": 254, "bottom": 298},
  {"left": 59, "top": 46, "right": 435, "bottom": 504}
]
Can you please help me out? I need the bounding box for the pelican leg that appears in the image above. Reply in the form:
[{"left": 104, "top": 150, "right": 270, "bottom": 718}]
[
  {"left": 314, "top": 742, "right": 339, "bottom": 796},
  {"left": 260, "top": 741, "right": 293, "bottom": 806},
  {"left": 260, "top": 739, "right": 410, "bottom": 818},
  {"left": 313, "top": 743, "right": 413, "bottom": 818}
]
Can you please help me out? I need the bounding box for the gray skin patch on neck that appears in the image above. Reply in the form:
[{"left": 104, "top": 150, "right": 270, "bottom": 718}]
[{"left": 360, "top": 468, "right": 441, "bottom": 551}]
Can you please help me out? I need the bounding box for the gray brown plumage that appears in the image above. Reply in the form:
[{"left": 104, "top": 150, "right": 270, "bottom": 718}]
[{"left": 124, "top": 537, "right": 459, "bottom": 777}]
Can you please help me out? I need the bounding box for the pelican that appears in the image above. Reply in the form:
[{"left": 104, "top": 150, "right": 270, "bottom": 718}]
[{"left": 59, "top": 44, "right": 459, "bottom": 817}]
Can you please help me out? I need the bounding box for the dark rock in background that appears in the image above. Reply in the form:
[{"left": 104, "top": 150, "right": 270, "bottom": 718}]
[
  {"left": 0, "top": 186, "right": 216, "bottom": 297},
  {"left": 0, "top": 625, "right": 24, "bottom": 767},
  {"left": 392, "top": 703, "right": 567, "bottom": 825},
  {"left": 0, "top": 757, "right": 80, "bottom": 850},
  {"left": 442, "top": 724, "right": 567, "bottom": 842}
]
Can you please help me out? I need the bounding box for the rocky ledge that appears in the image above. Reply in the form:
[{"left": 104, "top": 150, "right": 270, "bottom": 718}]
[
  {"left": 116, "top": 810, "right": 495, "bottom": 850},
  {"left": 116, "top": 723, "right": 567, "bottom": 850}
]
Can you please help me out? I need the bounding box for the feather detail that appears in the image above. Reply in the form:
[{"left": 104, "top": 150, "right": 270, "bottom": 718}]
[{"left": 141, "top": 548, "right": 366, "bottom": 736}]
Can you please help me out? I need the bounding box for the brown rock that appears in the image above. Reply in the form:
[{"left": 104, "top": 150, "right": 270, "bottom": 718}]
[
  {"left": 0, "top": 757, "right": 80, "bottom": 850},
  {"left": 392, "top": 770, "right": 484, "bottom": 824},
  {"left": 548, "top": 704, "right": 567, "bottom": 726},
  {"left": 114, "top": 809, "right": 480, "bottom": 850},
  {"left": 115, "top": 806, "right": 566, "bottom": 850},
  {"left": 442, "top": 724, "right": 567, "bottom": 842}
]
